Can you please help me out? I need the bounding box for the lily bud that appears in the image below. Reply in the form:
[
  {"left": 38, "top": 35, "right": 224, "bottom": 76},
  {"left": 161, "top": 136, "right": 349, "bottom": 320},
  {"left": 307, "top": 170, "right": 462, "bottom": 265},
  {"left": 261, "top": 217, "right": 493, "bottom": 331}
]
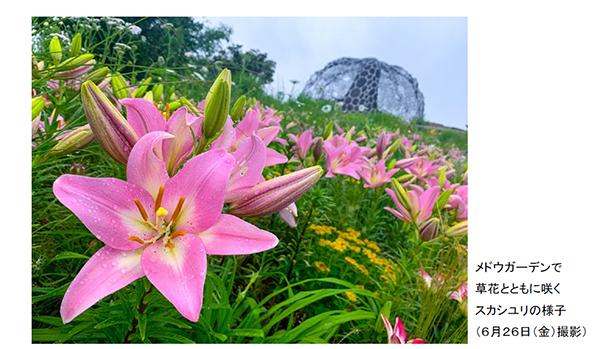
[
  {"left": 53, "top": 60, "right": 95, "bottom": 79},
  {"left": 445, "top": 221, "right": 468, "bottom": 238},
  {"left": 438, "top": 171, "right": 446, "bottom": 188},
  {"left": 394, "top": 157, "right": 419, "bottom": 170},
  {"left": 70, "top": 33, "right": 82, "bottom": 57},
  {"left": 335, "top": 123, "right": 344, "bottom": 136},
  {"left": 390, "top": 178, "right": 411, "bottom": 211},
  {"left": 396, "top": 173, "right": 415, "bottom": 183},
  {"left": 312, "top": 137, "right": 324, "bottom": 162},
  {"left": 50, "top": 36, "right": 62, "bottom": 65},
  {"left": 376, "top": 133, "right": 386, "bottom": 158},
  {"left": 285, "top": 122, "right": 297, "bottom": 130},
  {"left": 54, "top": 54, "right": 94, "bottom": 72},
  {"left": 365, "top": 148, "right": 377, "bottom": 158},
  {"left": 230, "top": 95, "right": 246, "bottom": 122},
  {"left": 168, "top": 100, "right": 182, "bottom": 112},
  {"left": 180, "top": 97, "right": 202, "bottom": 117},
  {"left": 86, "top": 67, "right": 110, "bottom": 82},
  {"left": 48, "top": 125, "right": 95, "bottom": 156},
  {"left": 132, "top": 77, "right": 152, "bottom": 98},
  {"left": 387, "top": 159, "right": 396, "bottom": 171},
  {"left": 323, "top": 120, "right": 334, "bottom": 140},
  {"left": 354, "top": 134, "right": 367, "bottom": 143},
  {"left": 143, "top": 91, "right": 154, "bottom": 102},
  {"left": 111, "top": 73, "right": 130, "bottom": 99},
  {"left": 205, "top": 68, "right": 231, "bottom": 106},
  {"left": 382, "top": 138, "right": 402, "bottom": 159},
  {"left": 228, "top": 166, "right": 322, "bottom": 217},
  {"left": 152, "top": 84, "right": 163, "bottom": 102},
  {"left": 202, "top": 80, "right": 230, "bottom": 139},
  {"left": 419, "top": 218, "right": 439, "bottom": 242},
  {"left": 81, "top": 81, "right": 139, "bottom": 164},
  {"left": 70, "top": 163, "right": 86, "bottom": 175},
  {"left": 32, "top": 96, "right": 45, "bottom": 120}
]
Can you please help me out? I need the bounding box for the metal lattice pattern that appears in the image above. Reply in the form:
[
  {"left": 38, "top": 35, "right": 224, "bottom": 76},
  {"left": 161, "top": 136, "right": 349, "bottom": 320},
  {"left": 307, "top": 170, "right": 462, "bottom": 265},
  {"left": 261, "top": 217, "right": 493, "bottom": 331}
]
[{"left": 301, "top": 57, "right": 424, "bottom": 118}]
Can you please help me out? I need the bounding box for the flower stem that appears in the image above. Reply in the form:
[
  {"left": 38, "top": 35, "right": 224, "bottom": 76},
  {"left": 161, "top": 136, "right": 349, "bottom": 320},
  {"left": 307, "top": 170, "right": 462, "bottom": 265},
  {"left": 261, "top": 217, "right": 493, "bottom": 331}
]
[
  {"left": 286, "top": 201, "right": 316, "bottom": 280},
  {"left": 123, "top": 284, "right": 153, "bottom": 343}
]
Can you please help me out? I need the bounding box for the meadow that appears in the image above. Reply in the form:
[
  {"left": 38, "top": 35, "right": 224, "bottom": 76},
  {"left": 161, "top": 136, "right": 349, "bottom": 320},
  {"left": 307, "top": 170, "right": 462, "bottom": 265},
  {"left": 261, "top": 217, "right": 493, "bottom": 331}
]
[{"left": 31, "top": 17, "right": 468, "bottom": 344}]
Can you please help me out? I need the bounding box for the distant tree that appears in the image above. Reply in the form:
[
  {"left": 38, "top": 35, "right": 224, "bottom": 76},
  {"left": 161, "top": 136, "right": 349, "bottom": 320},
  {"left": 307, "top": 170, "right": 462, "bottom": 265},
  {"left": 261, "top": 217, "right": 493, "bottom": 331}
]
[{"left": 210, "top": 44, "right": 276, "bottom": 84}]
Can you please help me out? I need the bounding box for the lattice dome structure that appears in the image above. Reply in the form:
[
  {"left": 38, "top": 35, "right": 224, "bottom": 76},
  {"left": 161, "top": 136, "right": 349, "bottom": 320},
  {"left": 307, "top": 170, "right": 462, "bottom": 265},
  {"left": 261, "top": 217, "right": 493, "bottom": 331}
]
[{"left": 301, "top": 57, "right": 425, "bottom": 118}]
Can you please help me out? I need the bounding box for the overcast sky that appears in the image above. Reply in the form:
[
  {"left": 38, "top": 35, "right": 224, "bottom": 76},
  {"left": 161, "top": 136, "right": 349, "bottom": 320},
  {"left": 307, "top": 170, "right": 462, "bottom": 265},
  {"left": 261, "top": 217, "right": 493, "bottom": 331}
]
[{"left": 202, "top": 17, "right": 467, "bottom": 129}]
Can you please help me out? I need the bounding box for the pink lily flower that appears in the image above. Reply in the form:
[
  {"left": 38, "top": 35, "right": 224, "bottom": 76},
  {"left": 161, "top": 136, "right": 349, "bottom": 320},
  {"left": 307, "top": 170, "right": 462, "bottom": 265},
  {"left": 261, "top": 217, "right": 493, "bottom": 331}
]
[
  {"left": 358, "top": 159, "right": 399, "bottom": 188},
  {"left": 53, "top": 132, "right": 278, "bottom": 323},
  {"left": 225, "top": 134, "right": 267, "bottom": 203},
  {"left": 418, "top": 269, "right": 453, "bottom": 288},
  {"left": 449, "top": 283, "right": 468, "bottom": 302},
  {"left": 405, "top": 158, "right": 440, "bottom": 181},
  {"left": 400, "top": 136, "right": 414, "bottom": 151},
  {"left": 324, "top": 135, "right": 369, "bottom": 179},
  {"left": 384, "top": 185, "right": 440, "bottom": 226},
  {"left": 120, "top": 98, "right": 203, "bottom": 176},
  {"left": 229, "top": 108, "right": 287, "bottom": 167},
  {"left": 278, "top": 202, "right": 298, "bottom": 228},
  {"left": 288, "top": 129, "right": 314, "bottom": 161},
  {"left": 381, "top": 314, "right": 425, "bottom": 344},
  {"left": 447, "top": 185, "right": 468, "bottom": 221}
]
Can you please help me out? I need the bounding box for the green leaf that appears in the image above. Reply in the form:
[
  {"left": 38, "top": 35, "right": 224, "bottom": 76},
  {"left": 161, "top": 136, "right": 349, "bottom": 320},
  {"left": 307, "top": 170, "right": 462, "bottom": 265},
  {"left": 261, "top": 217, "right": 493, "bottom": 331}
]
[
  {"left": 225, "top": 328, "right": 264, "bottom": 338},
  {"left": 48, "top": 251, "right": 90, "bottom": 263},
  {"left": 138, "top": 313, "right": 147, "bottom": 341}
]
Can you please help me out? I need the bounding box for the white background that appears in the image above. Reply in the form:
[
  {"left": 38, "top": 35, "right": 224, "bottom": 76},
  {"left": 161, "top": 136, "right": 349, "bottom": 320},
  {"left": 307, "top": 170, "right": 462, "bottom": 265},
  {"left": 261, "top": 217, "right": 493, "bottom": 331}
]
[{"left": 5, "top": 0, "right": 600, "bottom": 347}]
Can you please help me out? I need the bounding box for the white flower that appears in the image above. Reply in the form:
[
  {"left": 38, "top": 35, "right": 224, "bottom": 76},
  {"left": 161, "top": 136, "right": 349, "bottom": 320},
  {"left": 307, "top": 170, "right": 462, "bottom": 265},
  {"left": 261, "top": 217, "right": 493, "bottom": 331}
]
[
  {"left": 200, "top": 66, "right": 209, "bottom": 73},
  {"left": 129, "top": 25, "right": 142, "bottom": 35},
  {"left": 166, "top": 69, "right": 175, "bottom": 73},
  {"left": 321, "top": 105, "right": 332, "bottom": 113},
  {"left": 335, "top": 101, "right": 344, "bottom": 108},
  {"left": 162, "top": 22, "right": 174, "bottom": 29},
  {"left": 192, "top": 72, "right": 205, "bottom": 81},
  {"left": 114, "top": 43, "right": 132, "bottom": 50},
  {"left": 184, "top": 51, "right": 195, "bottom": 57},
  {"left": 141, "top": 36, "right": 147, "bottom": 43},
  {"left": 358, "top": 105, "right": 366, "bottom": 112},
  {"left": 49, "top": 33, "right": 70, "bottom": 43}
]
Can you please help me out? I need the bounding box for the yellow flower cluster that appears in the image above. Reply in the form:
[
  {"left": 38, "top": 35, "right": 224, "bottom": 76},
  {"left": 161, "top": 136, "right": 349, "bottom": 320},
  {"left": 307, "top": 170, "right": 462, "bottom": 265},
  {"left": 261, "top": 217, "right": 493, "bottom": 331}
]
[
  {"left": 345, "top": 290, "right": 357, "bottom": 302},
  {"left": 311, "top": 224, "right": 397, "bottom": 283},
  {"left": 344, "top": 177, "right": 362, "bottom": 185},
  {"left": 313, "top": 261, "right": 330, "bottom": 273},
  {"left": 310, "top": 224, "right": 337, "bottom": 236},
  {"left": 345, "top": 257, "right": 369, "bottom": 275}
]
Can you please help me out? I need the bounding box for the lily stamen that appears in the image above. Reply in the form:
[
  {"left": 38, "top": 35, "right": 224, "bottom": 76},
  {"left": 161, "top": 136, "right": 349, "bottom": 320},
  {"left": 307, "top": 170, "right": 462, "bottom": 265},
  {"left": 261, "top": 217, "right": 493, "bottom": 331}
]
[
  {"left": 133, "top": 198, "right": 149, "bottom": 221},
  {"left": 165, "top": 242, "right": 175, "bottom": 249},
  {"left": 128, "top": 236, "right": 146, "bottom": 244},
  {"left": 168, "top": 197, "right": 186, "bottom": 223},
  {"left": 155, "top": 186, "right": 165, "bottom": 211},
  {"left": 170, "top": 231, "right": 186, "bottom": 239}
]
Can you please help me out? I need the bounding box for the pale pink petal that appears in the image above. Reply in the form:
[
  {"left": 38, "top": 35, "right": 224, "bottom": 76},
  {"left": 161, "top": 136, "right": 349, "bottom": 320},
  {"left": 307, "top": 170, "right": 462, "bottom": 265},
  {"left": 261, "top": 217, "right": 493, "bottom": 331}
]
[
  {"left": 127, "top": 131, "right": 172, "bottom": 199},
  {"left": 162, "top": 108, "right": 200, "bottom": 176},
  {"left": 197, "top": 214, "right": 278, "bottom": 255},
  {"left": 121, "top": 98, "right": 167, "bottom": 138},
  {"left": 210, "top": 116, "right": 235, "bottom": 150},
  {"left": 381, "top": 314, "right": 394, "bottom": 339},
  {"left": 235, "top": 109, "right": 259, "bottom": 140},
  {"left": 278, "top": 203, "right": 297, "bottom": 228},
  {"left": 225, "top": 134, "right": 266, "bottom": 202},
  {"left": 53, "top": 175, "right": 157, "bottom": 250},
  {"left": 265, "top": 148, "right": 288, "bottom": 167},
  {"left": 61, "top": 246, "right": 145, "bottom": 323},
  {"left": 162, "top": 149, "right": 235, "bottom": 233},
  {"left": 256, "top": 126, "right": 280, "bottom": 146},
  {"left": 142, "top": 234, "right": 206, "bottom": 322}
]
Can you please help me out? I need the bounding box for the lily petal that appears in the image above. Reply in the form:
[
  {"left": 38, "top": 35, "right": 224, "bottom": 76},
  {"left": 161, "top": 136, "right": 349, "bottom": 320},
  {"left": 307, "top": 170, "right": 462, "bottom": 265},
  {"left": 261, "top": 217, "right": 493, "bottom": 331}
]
[
  {"left": 127, "top": 131, "right": 172, "bottom": 199},
  {"left": 141, "top": 234, "right": 206, "bottom": 322},
  {"left": 61, "top": 246, "right": 145, "bottom": 323},
  {"left": 197, "top": 214, "right": 278, "bottom": 255},
  {"left": 162, "top": 108, "right": 201, "bottom": 176},
  {"left": 53, "top": 175, "right": 157, "bottom": 250},
  {"left": 225, "top": 134, "right": 266, "bottom": 203},
  {"left": 121, "top": 98, "right": 167, "bottom": 138},
  {"left": 163, "top": 149, "right": 235, "bottom": 233},
  {"left": 265, "top": 148, "right": 288, "bottom": 167},
  {"left": 210, "top": 116, "right": 235, "bottom": 150}
]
